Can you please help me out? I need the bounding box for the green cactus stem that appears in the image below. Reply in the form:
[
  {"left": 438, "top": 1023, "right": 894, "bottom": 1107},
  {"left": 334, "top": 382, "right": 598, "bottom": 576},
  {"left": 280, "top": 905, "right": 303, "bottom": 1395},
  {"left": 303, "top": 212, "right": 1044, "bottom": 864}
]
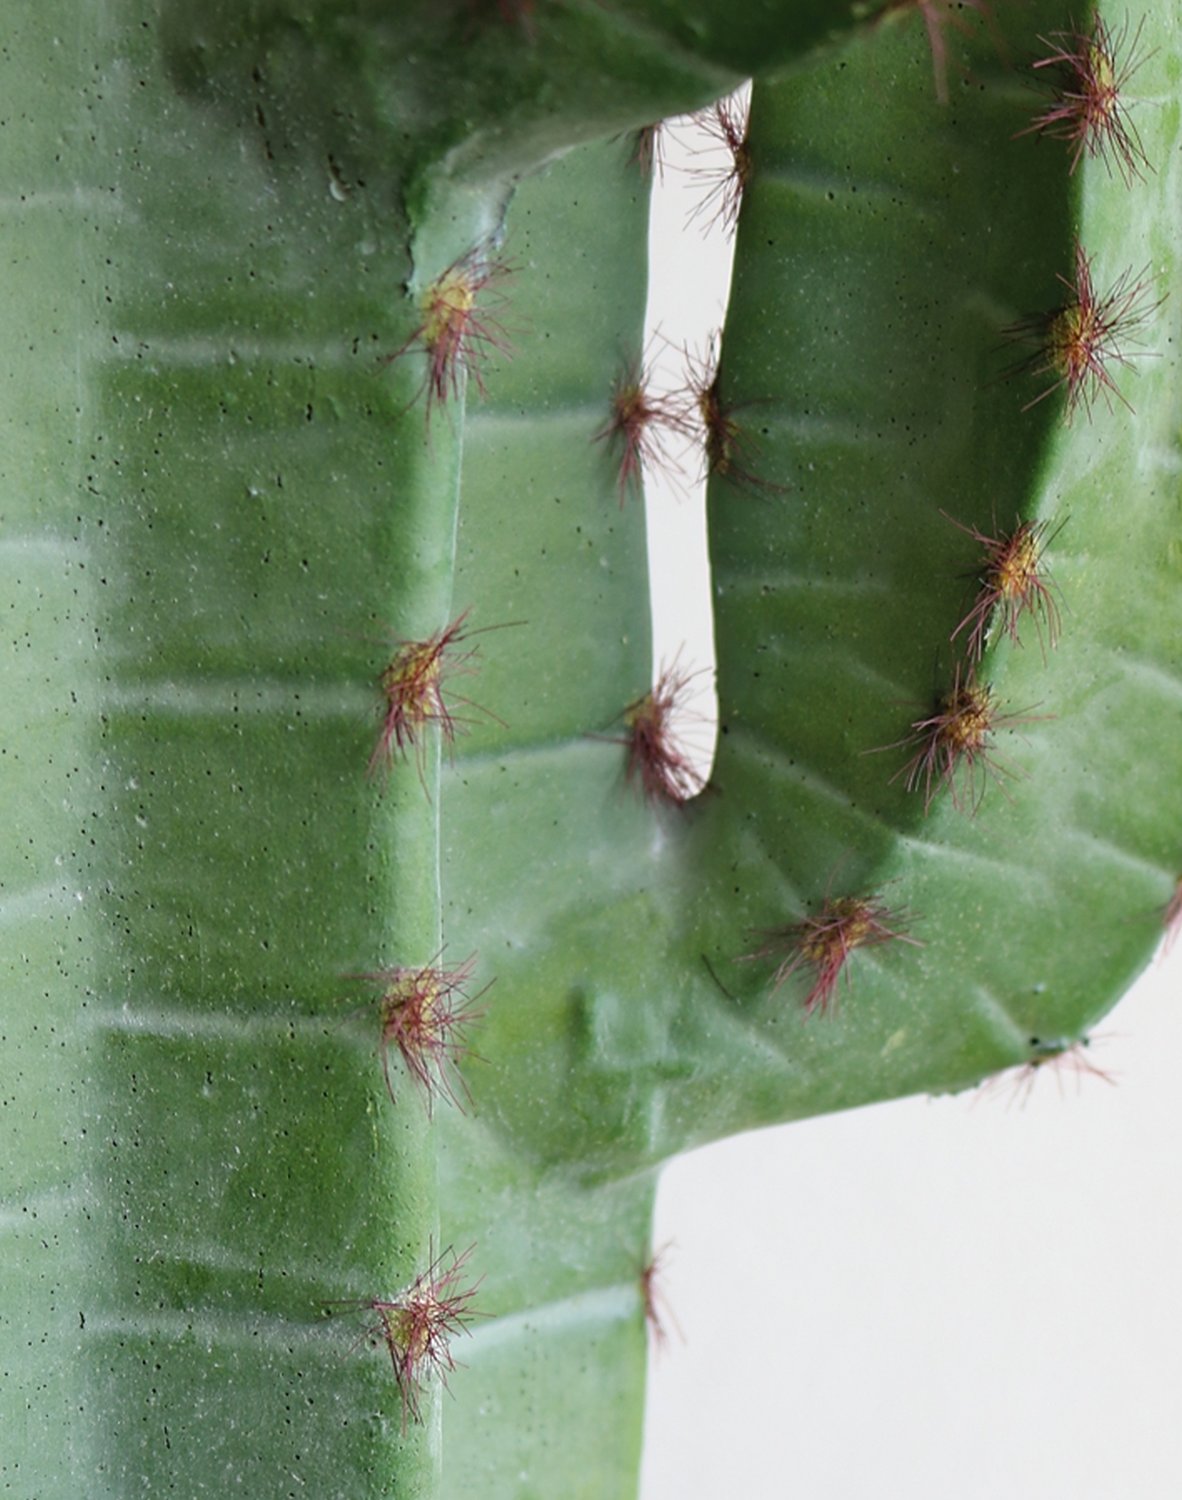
[{"left": 3, "top": 1, "right": 1179, "bottom": 1496}]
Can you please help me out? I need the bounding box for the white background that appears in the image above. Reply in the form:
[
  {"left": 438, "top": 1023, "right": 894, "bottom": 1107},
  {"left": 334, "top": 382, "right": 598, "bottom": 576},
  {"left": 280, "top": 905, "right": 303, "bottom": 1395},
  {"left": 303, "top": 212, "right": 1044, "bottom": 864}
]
[
  {"left": 641, "top": 950, "right": 1182, "bottom": 1500},
  {"left": 638, "top": 103, "right": 1182, "bottom": 1500}
]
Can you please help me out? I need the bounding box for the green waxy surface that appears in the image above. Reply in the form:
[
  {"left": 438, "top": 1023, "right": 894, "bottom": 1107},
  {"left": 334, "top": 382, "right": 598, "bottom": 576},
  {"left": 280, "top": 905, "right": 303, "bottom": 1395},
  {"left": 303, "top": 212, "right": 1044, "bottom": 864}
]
[{"left": 3, "top": 0, "right": 1180, "bottom": 1496}]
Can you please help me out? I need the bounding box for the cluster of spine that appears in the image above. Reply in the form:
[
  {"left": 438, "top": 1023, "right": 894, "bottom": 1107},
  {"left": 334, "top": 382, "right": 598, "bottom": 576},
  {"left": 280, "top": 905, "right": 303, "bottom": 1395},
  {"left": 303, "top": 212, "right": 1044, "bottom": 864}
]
[
  {"left": 380, "top": 246, "right": 514, "bottom": 426},
  {"left": 979, "top": 1034, "right": 1117, "bottom": 1106},
  {"left": 594, "top": 326, "right": 787, "bottom": 505},
  {"left": 600, "top": 90, "right": 798, "bottom": 512},
  {"left": 378, "top": 87, "right": 778, "bottom": 525},
  {"left": 745, "top": 892, "right": 922, "bottom": 1017},
  {"left": 372, "top": 101, "right": 770, "bottom": 814},
  {"left": 884, "top": 523, "right": 1059, "bottom": 819},
  {"left": 639, "top": 1244, "right": 682, "bottom": 1352},
  {"left": 612, "top": 665, "right": 708, "bottom": 806},
  {"left": 1010, "top": 17, "right": 1160, "bottom": 418},
  {"left": 383, "top": 14, "right": 1168, "bottom": 1022},
  {"left": 379, "top": 141, "right": 779, "bottom": 513},
  {"left": 334, "top": 940, "right": 487, "bottom": 1418},
  {"left": 337, "top": 258, "right": 507, "bottom": 1407},
  {"left": 332, "top": 1247, "right": 483, "bottom": 1430},
  {"left": 344, "top": 954, "right": 487, "bottom": 1114},
  {"left": 626, "top": 96, "right": 789, "bottom": 499}
]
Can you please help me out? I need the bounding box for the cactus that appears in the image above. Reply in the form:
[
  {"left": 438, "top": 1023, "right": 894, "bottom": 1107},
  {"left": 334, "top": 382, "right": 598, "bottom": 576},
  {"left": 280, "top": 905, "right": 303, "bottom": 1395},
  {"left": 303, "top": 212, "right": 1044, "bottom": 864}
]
[{"left": 4, "top": 1, "right": 1179, "bottom": 1495}]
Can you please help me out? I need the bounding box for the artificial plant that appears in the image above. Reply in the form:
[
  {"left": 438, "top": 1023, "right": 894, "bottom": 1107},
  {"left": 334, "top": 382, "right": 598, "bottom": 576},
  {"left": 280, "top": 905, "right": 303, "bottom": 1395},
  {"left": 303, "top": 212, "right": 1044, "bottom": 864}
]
[{"left": 3, "top": 0, "right": 1179, "bottom": 1495}]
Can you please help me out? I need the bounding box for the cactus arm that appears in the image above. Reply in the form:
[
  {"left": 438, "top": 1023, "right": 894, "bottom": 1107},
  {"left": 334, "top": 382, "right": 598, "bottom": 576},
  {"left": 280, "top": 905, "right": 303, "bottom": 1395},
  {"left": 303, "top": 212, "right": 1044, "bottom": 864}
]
[
  {"left": 443, "top": 0, "right": 1181, "bottom": 1177},
  {"left": 437, "top": 132, "right": 663, "bottom": 1499},
  {"left": 437, "top": 8, "right": 1179, "bottom": 1476}
]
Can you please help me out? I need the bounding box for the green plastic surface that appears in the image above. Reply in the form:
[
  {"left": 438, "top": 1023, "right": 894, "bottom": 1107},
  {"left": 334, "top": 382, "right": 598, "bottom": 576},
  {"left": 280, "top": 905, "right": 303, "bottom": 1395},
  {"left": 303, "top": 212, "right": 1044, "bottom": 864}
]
[{"left": 2, "top": 1, "right": 1178, "bottom": 1495}]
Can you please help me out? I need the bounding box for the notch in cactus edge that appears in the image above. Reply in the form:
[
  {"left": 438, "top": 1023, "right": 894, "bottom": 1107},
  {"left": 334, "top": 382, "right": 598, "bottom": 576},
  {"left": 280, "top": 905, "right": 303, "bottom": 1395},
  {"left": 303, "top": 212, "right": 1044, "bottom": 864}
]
[
  {"left": 333, "top": 1245, "right": 482, "bottom": 1431},
  {"left": 945, "top": 512, "right": 1064, "bottom": 664},
  {"left": 882, "top": 667, "right": 1042, "bottom": 815},
  {"left": 745, "top": 892, "right": 921, "bottom": 1016},
  {"left": 347, "top": 953, "right": 488, "bottom": 1113},
  {"left": 1006, "top": 244, "right": 1162, "bottom": 423},
  {"left": 1018, "top": 14, "right": 1152, "bottom": 186},
  {"left": 381, "top": 245, "right": 513, "bottom": 423}
]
